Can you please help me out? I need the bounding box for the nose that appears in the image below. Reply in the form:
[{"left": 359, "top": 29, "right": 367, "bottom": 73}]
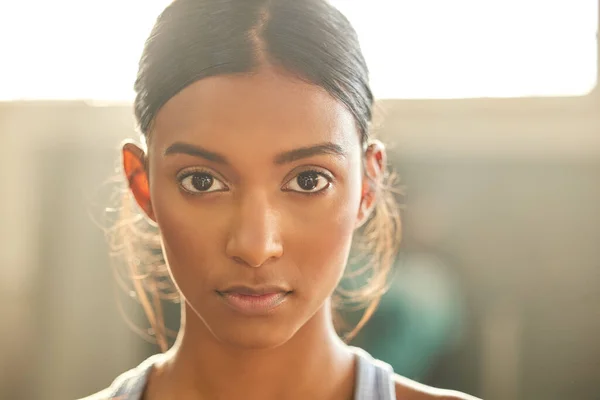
[{"left": 225, "top": 191, "right": 284, "bottom": 268}]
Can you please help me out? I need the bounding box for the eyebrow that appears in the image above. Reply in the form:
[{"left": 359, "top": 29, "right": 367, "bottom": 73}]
[
  {"left": 163, "top": 141, "right": 346, "bottom": 165},
  {"left": 274, "top": 142, "right": 346, "bottom": 164},
  {"left": 164, "top": 142, "right": 228, "bottom": 164}
]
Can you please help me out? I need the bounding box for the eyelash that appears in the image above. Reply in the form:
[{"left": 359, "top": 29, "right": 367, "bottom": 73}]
[{"left": 175, "top": 168, "right": 334, "bottom": 196}]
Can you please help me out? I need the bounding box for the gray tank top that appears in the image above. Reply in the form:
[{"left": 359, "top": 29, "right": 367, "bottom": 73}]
[{"left": 85, "top": 347, "right": 395, "bottom": 400}]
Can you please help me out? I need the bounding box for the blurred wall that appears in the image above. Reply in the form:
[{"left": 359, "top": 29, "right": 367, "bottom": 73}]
[{"left": 1, "top": 87, "right": 599, "bottom": 399}]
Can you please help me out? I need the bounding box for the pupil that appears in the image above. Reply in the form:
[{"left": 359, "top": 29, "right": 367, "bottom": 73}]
[
  {"left": 192, "top": 174, "right": 213, "bottom": 191},
  {"left": 298, "top": 172, "right": 319, "bottom": 190}
]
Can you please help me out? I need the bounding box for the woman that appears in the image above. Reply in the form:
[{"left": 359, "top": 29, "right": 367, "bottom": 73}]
[{"left": 84, "top": 0, "right": 478, "bottom": 398}]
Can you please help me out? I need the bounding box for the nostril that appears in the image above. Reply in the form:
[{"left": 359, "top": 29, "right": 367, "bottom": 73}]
[{"left": 232, "top": 256, "right": 246, "bottom": 265}]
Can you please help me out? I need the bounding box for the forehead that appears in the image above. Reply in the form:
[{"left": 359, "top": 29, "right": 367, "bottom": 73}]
[{"left": 150, "top": 68, "right": 360, "bottom": 154}]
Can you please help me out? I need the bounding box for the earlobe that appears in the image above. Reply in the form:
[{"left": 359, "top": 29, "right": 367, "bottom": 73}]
[
  {"left": 355, "top": 193, "right": 372, "bottom": 229},
  {"left": 122, "top": 141, "right": 156, "bottom": 223},
  {"left": 355, "top": 140, "right": 386, "bottom": 229}
]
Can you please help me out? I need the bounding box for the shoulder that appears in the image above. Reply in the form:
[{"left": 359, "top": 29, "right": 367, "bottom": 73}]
[
  {"left": 76, "top": 383, "right": 135, "bottom": 400},
  {"left": 77, "top": 388, "right": 122, "bottom": 400},
  {"left": 393, "top": 374, "right": 481, "bottom": 400},
  {"left": 76, "top": 353, "right": 164, "bottom": 400},
  {"left": 350, "top": 346, "right": 479, "bottom": 400}
]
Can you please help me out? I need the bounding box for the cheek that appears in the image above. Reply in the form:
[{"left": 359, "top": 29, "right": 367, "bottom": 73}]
[
  {"left": 288, "top": 176, "right": 362, "bottom": 295},
  {"left": 149, "top": 178, "right": 225, "bottom": 295}
]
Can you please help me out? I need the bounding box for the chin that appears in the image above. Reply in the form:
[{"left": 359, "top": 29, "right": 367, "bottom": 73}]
[{"left": 188, "top": 301, "right": 305, "bottom": 350}]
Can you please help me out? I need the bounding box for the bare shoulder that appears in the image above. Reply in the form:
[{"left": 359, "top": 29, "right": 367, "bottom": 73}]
[{"left": 394, "top": 374, "right": 482, "bottom": 400}]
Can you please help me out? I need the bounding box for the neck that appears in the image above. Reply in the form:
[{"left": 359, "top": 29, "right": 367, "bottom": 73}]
[{"left": 147, "top": 300, "right": 356, "bottom": 400}]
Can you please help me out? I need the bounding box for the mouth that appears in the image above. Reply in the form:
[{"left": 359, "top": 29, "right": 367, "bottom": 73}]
[{"left": 217, "top": 285, "right": 292, "bottom": 316}]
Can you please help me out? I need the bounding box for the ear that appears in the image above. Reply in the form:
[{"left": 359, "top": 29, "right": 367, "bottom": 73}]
[
  {"left": 355, "top": 139, "right": 386, "bottom": 229},
  {"left": 122, "top": 140, "right": 156, "bottom": 223}
]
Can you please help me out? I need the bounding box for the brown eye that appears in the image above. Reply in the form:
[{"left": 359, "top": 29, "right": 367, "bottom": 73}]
[
  {"left": 191, "top": 173, "right": 213, "bottom": 191},
  {"left": 284, "top": 170, "right": 331, "bottom": 194},
  {"left": 179, "top": 171, "right": 227, "bottom": 194},
  {"left": 297, "top": 171, "right": 319, "bottom": 191}
]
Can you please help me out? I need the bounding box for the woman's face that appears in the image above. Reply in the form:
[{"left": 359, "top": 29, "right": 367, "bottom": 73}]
[{"left": 129, "top": 68, "right": 376, "bottom": 349}]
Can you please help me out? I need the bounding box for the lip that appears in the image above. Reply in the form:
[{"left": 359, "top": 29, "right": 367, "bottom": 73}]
[{"left": 217, "top": 285, "right": 291, "bottom": 316}]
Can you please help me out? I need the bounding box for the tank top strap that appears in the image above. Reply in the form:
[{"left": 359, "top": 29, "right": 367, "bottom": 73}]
[
  {"left": 351, "top": 347, "right": 396, "bottom": 400},
  {"left": 104, "top": 353, "right": 161, "bottom": 400}
]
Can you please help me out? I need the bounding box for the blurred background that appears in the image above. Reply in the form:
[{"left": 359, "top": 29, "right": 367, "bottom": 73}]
[{"left": 1, "top": 1, "right": 599, "bottom": 399}]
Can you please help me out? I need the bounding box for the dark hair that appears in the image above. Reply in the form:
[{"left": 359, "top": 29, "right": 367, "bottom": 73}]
[
  {"left": 110, "top": 0, "right": 401, "bottom": 351},
  {"left": 134, "top": 0, "right": 372, "bottom": 139}
]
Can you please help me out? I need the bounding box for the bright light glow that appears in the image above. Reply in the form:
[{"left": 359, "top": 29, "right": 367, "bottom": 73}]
[
  {"left": 0, "top": 0, "right": 171, "bottom": 101},
  {"left": 334, "top": 0, "right": 598, "bottom": 98},
  {"left": 0, "top": 0, "right": 597, "bottom": 101}
]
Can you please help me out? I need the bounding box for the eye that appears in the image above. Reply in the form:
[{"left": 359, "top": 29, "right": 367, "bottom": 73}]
[
  {"left": 283, "top": 170, "right": 332, "bottom": 194},
  {"left": 178, "top": 170, "right": 228, "bottom": 194}
]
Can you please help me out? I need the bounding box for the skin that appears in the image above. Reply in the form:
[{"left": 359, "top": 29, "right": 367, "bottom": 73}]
[{"left": 124, "top": 67, "right": 478, "bottom": 400}]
